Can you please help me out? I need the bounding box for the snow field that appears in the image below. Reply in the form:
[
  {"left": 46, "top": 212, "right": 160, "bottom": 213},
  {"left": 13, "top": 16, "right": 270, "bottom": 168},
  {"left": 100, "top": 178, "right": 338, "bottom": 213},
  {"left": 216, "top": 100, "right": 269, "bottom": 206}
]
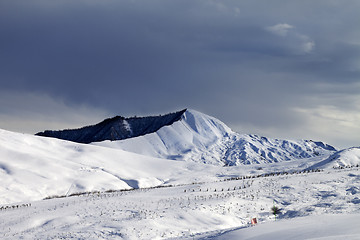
[
  {"left": 0, "top": 127, "right": 341, "bottom": 205},
  {"left": 1, "top": 109, "right": 352, "bottom": 205},
  {"left": 1, "top": 166, "right": 359, "bottom": 239},
  {"left": 1, "top": 109, "right": 360, "bottom": 239},
  {"left": 204, "top": 213, "right": 360, "bottom": 240}
]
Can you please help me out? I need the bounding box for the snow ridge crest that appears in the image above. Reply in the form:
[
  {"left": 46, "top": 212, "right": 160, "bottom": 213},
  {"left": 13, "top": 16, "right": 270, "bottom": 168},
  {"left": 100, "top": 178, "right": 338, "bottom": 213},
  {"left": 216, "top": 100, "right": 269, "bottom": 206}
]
[
  {"left": 36, "top": 109, "right": 187, "bottom": 143},
  {"left": 96, "top": 109, "right": 337, "bottom": 166}
]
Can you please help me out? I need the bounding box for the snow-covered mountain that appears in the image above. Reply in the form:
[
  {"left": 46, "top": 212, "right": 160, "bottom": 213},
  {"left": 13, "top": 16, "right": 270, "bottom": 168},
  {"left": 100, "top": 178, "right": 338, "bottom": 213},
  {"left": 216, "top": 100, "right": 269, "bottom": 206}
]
[
  {"left": 96, "top": 109, "right": 336, "bottom": 165},
  {"left": 0, "top": 109, "right": 339, "bottom": 204},
  {"left": 307, "top": 147, "right": 360, "bottom": 170},
  {"left": 1, "top": 109, "right": 358, "bottom": 239}
]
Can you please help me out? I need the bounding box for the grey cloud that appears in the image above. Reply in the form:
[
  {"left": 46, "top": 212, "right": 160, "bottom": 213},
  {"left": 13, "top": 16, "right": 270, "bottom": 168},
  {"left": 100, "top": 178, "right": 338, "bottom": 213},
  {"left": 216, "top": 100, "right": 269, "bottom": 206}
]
[
  {"left": 0, "top": 90, "right": 110, "bottom": 133},
  {"left": 0, "top": 0, "right": 359, "bottom": 148}
]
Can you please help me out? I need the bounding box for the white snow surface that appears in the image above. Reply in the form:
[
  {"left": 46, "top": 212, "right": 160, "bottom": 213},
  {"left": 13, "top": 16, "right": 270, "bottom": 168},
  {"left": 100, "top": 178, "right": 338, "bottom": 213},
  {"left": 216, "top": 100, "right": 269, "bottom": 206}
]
[
  {"left": 307, "top": 147, "right": 360, "bottom": 170},
  {"left": 0, "top": 109, "right": 359, "bottom": 239},
  {"left": 0, "top": 128, "right": 190, "bottom": 204},
  {"left": 0, "top": 109, "right": 352, "bottom": 205},
  {"left": 1, "top": 166, "right": 360, "bottom": 239},
  {"left": 97, "top": 109, "right": 336, "bottom": 166},
  {"left": 1, "top": 126, "right": 339, "bottom": 205},
  {"left": 202, "top": 213, "right": 360, "bottom": 240},
  {"left": 122, "top": 119, "right": 132, "bottom": 135},
  {"left": 95, "top": 109, "right": 233, "bottom": 164}
]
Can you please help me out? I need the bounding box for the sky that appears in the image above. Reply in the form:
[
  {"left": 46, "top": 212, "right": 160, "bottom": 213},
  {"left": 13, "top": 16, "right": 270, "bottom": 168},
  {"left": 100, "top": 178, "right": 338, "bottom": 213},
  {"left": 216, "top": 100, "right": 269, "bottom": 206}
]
[{"left": 0, "top": 0, "right": 359, "bottom": 149}]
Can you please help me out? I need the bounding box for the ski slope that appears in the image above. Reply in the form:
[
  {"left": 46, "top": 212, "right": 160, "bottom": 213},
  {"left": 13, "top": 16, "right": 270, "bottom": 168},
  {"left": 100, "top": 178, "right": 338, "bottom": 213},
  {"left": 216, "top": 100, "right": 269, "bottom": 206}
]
[
  {"left": 0, "top": 128, "right": 192, "bottom": 204},
  {"left": 1, "top": 166, "right": 360, "bottom": 239}
]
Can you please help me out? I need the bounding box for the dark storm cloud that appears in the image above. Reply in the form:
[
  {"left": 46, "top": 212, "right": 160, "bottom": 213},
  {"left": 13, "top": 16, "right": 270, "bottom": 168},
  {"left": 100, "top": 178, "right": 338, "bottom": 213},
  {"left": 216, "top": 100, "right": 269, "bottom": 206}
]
[{"left": 0, "top": 0, "right": 359, "bottom": 148}]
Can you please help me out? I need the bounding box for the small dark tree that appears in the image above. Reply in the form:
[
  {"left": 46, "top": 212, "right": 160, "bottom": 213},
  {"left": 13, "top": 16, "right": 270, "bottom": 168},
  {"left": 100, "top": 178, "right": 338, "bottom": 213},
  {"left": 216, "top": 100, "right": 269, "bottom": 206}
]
[{"left": 271, "top": 205, "right": 281, "bottom": 220}]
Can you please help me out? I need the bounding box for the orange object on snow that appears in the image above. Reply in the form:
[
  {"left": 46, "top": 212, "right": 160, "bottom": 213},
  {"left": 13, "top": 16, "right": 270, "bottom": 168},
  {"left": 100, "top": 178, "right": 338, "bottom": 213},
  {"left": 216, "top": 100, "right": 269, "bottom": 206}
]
[{"left": 251, "top": 218, "right": 257, "bottom": 225}]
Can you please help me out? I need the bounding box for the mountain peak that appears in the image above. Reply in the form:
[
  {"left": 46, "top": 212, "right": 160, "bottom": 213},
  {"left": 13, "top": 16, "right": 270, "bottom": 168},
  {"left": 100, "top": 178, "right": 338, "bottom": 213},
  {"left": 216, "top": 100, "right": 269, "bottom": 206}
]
[{"left": 35, "top": 108, "right": 337, "bottom": 166}]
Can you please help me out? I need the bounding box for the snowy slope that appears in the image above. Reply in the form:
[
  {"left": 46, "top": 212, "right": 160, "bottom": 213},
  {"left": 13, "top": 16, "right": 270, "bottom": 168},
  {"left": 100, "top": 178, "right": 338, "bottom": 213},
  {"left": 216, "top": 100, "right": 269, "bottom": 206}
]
[
  {"left": 97, "top": 109, "right": 336, "bottom": 165},
  {"left": 307, "top": 147, "right": 360, "bottom": 170},
  {"left": 204, "top": 213, "right": 360, "bottom": 240},
  {"left": 0, "top": 128, "right": 194, "bottom": 204},
  {"left": 0, "top": 109, "right": 338, "bottom": 204},
  {"left": 1, "top": 166, "right": 360, "bottom": 239},
  {"left": 0, "top": 119, "right": 358, "bottom": 239},
  {"left": 96, "top": 109, "right": 233, "bottom": 165},
  {"left": 0, "top": 126, "right": 335, "bottom": 205}
]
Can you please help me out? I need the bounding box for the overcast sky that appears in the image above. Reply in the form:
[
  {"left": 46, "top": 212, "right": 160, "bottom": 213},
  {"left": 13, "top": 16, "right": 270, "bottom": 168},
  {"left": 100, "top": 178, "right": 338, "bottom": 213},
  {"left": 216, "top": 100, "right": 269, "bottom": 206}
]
[{"left": 1, "top": 0, "right": 359, "bottom": 149}]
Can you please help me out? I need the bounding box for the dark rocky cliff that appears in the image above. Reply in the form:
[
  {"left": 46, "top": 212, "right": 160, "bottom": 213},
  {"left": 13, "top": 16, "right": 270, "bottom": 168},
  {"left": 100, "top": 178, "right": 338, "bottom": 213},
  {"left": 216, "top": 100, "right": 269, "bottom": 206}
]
[{"left": 36, "top": 109, "right": 187, "bottom": 143}]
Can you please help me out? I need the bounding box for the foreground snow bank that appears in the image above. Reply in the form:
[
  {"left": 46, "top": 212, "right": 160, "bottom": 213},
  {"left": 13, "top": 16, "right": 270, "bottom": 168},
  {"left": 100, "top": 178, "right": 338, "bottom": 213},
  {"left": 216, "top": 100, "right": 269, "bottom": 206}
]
[{"left": 205, "top": 213, "right": 360, "bottom": 240}]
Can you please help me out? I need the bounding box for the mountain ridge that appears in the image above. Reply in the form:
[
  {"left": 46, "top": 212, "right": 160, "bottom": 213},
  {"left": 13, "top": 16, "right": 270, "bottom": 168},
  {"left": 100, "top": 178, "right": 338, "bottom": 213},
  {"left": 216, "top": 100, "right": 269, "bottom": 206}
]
[
  {"left": 93, "top": 109, "right": 337, "bottom": 166},
  {"left": 36, "top": 108, "right": 337, "bottom": 165},
  {"left": 36, "top": 109, "right": 187, "bottom": 143},
  {"left": 306, "top": 147, "right": 360, "bottom": 170},
  {"left": 0, "top": 106, "right": 356, "bottom": 205}
]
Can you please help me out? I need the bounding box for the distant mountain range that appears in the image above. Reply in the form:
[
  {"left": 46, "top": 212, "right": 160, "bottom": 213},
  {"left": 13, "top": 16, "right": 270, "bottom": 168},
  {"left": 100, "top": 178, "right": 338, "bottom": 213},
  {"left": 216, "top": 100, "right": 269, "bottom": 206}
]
[{"left": 37, "top": 109, "right": 337, "bottom": 166}]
